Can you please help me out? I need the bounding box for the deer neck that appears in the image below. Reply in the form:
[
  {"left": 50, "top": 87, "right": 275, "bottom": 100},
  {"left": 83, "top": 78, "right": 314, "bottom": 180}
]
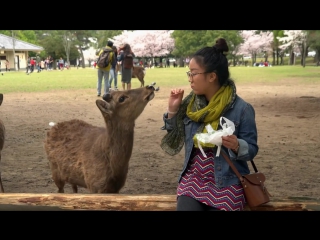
[
  {"left": 103, "top": 120, "right": 135, "bottom": 177},
  {"left": 104, "top": 119, "right": 135, "bottom": 148}
]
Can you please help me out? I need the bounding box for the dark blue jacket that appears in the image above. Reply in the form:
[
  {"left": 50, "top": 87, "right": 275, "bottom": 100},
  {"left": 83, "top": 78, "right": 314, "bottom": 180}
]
[{"left": 111, "top": 52, "right": 117, "bottom": 69}]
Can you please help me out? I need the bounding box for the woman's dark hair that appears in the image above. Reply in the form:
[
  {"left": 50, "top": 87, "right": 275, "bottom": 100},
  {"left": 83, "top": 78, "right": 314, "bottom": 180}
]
[
  {"left": 192, "top": 38, "right": 230, "bottom": 86},
  {"left": 122, "top": 43, "right": 132, "bottom": 54},
  {"left": 112, "top": 45, "right": 117, "bottom": 58}
]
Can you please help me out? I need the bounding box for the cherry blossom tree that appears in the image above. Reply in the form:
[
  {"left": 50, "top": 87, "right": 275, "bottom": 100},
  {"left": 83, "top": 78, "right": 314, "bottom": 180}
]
[
  {"left": 82, "top": 37, "right": 98, "bottom": 67},
  {"left": 277, "top": 30, "right": 305, "bottom": 65},
  {"left": 110, "top": 30, "right": 175, "bottom": 64},
  {"left": 237, "top": 30, "right": 273, "bottom": 65},
  {"left": 110, "top": 30, "right": 136, "bottom": 47},
  {"left": 83, "top": 46, "right": 97, "bottom": 66}
]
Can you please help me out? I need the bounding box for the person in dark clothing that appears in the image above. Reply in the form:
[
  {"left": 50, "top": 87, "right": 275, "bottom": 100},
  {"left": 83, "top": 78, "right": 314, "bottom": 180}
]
[{"left": 117, "top": 44, "right": 135, "bottom": 90}]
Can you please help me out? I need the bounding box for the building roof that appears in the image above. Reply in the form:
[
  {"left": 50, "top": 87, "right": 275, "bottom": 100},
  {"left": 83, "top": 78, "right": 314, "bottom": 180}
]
[{"left": 0, "top": 33, "right": 44, "bottom": 52}]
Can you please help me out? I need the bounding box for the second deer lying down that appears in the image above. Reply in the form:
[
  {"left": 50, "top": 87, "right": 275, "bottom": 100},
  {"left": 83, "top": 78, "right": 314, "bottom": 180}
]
[
  {"left": 44, "top": 84, "right": 159, "bottom": 194},
  {"left": 0, "top": 93, "right": 5, "bottom": 193}
]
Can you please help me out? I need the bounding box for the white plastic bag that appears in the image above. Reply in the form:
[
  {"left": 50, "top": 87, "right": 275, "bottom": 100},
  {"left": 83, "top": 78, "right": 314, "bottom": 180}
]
[{"left": 194, "top": 117, "right": 235, "bottom": 157}]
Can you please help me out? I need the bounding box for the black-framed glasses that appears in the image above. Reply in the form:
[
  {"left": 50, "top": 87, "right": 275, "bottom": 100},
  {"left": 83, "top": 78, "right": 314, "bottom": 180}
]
[{"left": 186, "top": 71, "right": 208, "bottom": 78}]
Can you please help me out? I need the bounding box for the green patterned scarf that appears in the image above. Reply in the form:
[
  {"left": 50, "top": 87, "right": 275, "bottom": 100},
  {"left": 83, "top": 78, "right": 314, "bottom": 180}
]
[{"left": 160, "top": 80, "right": 236, "bottom": 156}]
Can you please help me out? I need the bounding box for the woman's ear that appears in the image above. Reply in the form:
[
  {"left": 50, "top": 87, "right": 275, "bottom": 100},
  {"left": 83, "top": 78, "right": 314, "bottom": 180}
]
[{"left": 209, "top": 72, "right": 217, "bottom": 82}]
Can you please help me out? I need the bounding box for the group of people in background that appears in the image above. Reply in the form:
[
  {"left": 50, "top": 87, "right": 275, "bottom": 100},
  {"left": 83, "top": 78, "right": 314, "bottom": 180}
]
[
  {"left": 254, "top": 60, "right": 272, "bottom": 67},
  {"left": 26, "top": 55, "right": 70, "bottom": 74},
  {"left": 26, "top": 55, "right": 53, "bottom": 74},
  {"left": 95, "top": 40, "right": 135, "bottom": 97}
]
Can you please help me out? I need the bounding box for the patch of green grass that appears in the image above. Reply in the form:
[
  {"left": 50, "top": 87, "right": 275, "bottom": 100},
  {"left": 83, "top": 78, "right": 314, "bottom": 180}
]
[
  {"left": 229, "top": 65, "right": 320, "bottom": 84},
  {"left": 243, "top": 56, "right": 317, "bottom": 66},
  {"left": 1, "top": 65, "right": 320, "bottom": 94}
]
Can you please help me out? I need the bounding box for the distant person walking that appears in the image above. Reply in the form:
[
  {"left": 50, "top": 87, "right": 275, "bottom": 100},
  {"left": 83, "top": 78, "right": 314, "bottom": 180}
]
[
  {"left": 95, "top": 40, "right": 115, "bottom": 97},
  {"left": 48, "top": 56, "right": 53, "bottom": 70},
  {"left": 30, "top": 58, "right": 36, "bottom": 73},
  {"left": 185, "top": 56, "right": 190, "bottom": 67},
  {"left": 40, "top": 59, "right": 45, "bottom": 71},
  {"left": 26, "top": 57, "right": 31, "bottom": 74},
  {"left": 36, "top": 54, "right": 41, "bottom": 72},
  {"left": 58, "top": 57, "right": 64, "bottom": 71},
  {"left": 5, "top": 60, "right": 10, "bottom": 71}
]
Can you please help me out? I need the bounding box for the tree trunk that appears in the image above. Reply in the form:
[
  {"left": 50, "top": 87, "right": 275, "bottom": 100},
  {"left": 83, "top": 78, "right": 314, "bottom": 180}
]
[
  {"left": 0, "top": 193, "right": 320, "bottom": 211},
  {"left": 290, "top": 49, "right": 294, "bottom": 65},
  {"left": 272, "top": 50, "right": 276, "bottom": 66},
  {"left": 302, "top": 41, "right": 307, "bottom": 68},
  {"left": 79, "top": 48, "right": 85, "bottom": 68},
  {"left": 63, "top": 32, "right": 71, "bottom": 66},
  {"left": 12, "top": 31, "right": 16, "bottom": 71},
  {"left": 179, "top": 57, "right": 184, "bottom": 67},
  {"left": 279, "top": 52, "right": 284, "bottom": 65}
]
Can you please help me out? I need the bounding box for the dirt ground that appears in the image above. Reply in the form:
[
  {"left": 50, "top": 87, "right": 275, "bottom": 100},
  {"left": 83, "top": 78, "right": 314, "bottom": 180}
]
[{"left": 1, "top": 79, "right": 320, "bottom": 200}]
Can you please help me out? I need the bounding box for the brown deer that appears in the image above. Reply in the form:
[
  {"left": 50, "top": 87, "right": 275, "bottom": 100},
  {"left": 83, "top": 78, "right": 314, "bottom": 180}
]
[
  {"left": 132, "top": 66, "right": 146, "bottom": 87},
  {"left": 0, "top": 93, "right": 5, "bottom": 193},
  {"left": 44, "top": 84, "right": 159, "bottom": 194},
  {"left": 116, "top": 64, "right": 146, "bottom": 87}
]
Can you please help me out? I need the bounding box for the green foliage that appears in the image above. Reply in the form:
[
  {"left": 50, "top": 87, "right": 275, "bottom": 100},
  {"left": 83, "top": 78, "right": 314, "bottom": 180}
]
[
  {"left": 72, "top": 30, "right": 97, "bottom": 51},
  {"left": 0, "top": 30, "right": 37, "bottom": 44},
  {"left": 35, "top": 30, "right": 79, "bottom": 60},
  {"left": 171, "top": 30, "right": 243, "bottom": 58},
  {"left": 96, "top": 30, "right": 123, "bottom": 48},
  {"left": 307, "top": 30, "right": 320, "bottom": 58},
  {"left": 272, "top": 30, "right": 285, "bottom": 48},
  {"left": 0, "top": 30, "right": 12, "bottom": 36},
  {"left": 171, "top": 30, "right": 206, "bottom": 57}
]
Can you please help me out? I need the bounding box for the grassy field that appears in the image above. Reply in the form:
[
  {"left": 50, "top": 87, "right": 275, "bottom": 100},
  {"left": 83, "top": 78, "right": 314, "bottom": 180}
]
[
  {"left": 244, "top": 56, "right": 317, "bottom": 66},
  {"left": 1, "top": 65, "right": 320, "bottom": 94}
]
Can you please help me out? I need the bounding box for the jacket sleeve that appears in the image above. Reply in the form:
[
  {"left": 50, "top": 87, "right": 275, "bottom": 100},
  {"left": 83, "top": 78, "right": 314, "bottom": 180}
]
[
  {"left": 117, "top": 53, "right": 123, "bottom": 62},
  {"left": 161, "top": 112, "right": 178, "bottom": 132},
  {"left": 229, "top": 102, "right": 259, "bottom": 161}
]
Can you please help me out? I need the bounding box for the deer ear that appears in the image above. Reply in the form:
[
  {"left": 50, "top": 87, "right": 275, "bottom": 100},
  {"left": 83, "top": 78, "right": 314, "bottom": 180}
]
[{"left": 96, "top": 99, "right": 112, "bottom": 115}]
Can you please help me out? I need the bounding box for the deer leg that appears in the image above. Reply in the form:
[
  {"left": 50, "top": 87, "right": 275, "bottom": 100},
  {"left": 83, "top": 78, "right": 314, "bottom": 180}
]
[
  {"left": 0, "top": 154, "right": 4, "bottom": 193},
  {"left": 139, "top": 76, "right": 144, "bottom": 87},
  {"left": 52, "top": 173, "right": 65, "bottom": 193},
  {"left": 0, "top": 174, "right": 4, "bottom": 193},
  {"left": 72, "top": 185, "right": 78, "bottom": 193}
]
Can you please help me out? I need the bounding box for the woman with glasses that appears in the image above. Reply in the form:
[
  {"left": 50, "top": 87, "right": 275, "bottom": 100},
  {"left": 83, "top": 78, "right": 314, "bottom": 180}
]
[{"left": 161, "top": 38, "right": 259, "bottom": 211}]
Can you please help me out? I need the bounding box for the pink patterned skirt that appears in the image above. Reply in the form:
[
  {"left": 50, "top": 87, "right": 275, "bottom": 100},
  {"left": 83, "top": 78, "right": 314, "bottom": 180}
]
[{"left": 177, "top": 148, "right": 246, "bottom": 211}]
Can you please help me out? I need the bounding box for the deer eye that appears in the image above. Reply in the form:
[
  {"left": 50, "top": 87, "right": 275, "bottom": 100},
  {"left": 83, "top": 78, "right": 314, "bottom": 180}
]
[{"left": 119, "top": 96, "right": 126, "bottom": 103}]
